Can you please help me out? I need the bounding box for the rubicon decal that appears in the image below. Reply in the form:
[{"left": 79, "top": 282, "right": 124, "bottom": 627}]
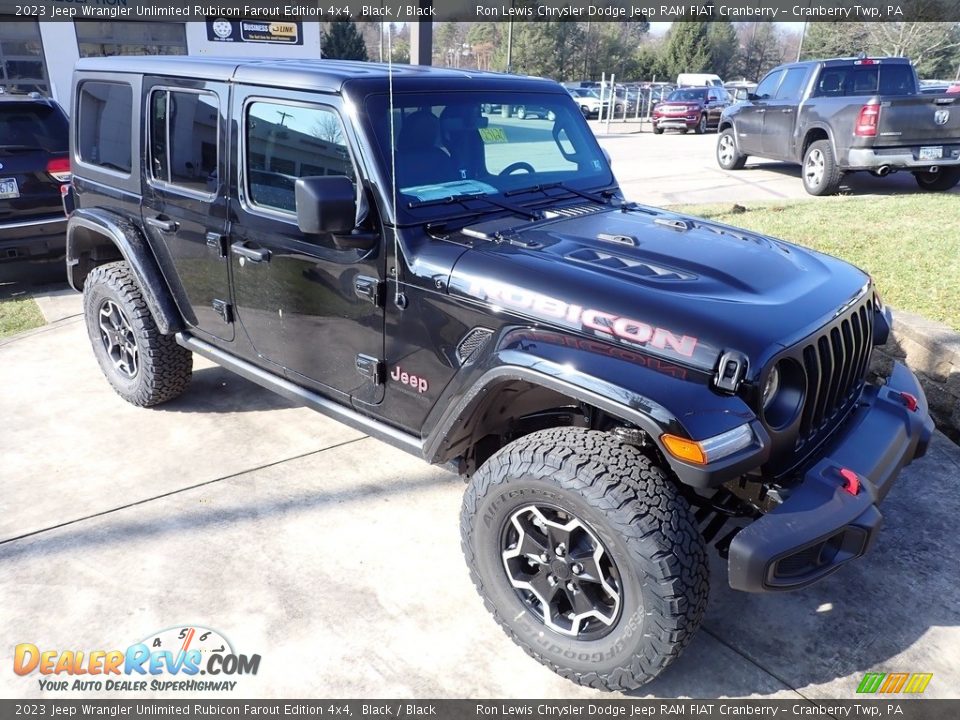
[
  {"left": 14, "top": 625, "right": 260, "bottom": 693},
  {"left": 467, "top": 279, "right": 698, "bottom": 358}
]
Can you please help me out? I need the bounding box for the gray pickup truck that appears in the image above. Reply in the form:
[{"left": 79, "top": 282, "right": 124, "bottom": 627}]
[{"left": 717, "top": 57, "right": 960, "bottom": 195}]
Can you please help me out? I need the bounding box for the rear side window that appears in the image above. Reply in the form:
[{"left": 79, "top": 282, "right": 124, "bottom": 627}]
[
  {"left": 149, "top": 89, "right": 219, "bottom": 195},
  {"left": 775, "top": 68, "right": 808, "bottom": 101},
  {"left": 245, "top": 100, "right": 356, "bottom": 213},
  {"left": 0, "top": 103, "right": 67, "bottom": 153},
  {"left": 77, "top": 81, "right": 132, "bottom": 173},
  {"left": 815, "top": 64, "right": 916, "bottom": 97}
]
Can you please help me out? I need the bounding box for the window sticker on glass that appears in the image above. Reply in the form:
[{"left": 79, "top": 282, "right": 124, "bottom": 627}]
[
  {"left": 479, "top": 127, "right": 508, "bottom": 143},
  {"left": 402, "top": 179, "right": 498, "bottom": 202}
]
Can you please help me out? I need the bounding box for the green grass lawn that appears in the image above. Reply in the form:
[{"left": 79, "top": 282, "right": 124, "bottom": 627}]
[
  {"left": 0, "top": 297, "right": 45, "bottom": 339},
  {"left": 673, "top": 195, "right": 960, "bottom": 331}
]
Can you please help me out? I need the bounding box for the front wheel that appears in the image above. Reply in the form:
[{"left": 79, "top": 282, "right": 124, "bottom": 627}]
[
  {"left": 461, "top": 428, "right": 709, "bottom": 691},
  {"left": 716, "top": 128, "right": 747, "bottom": 170},
  {"left": 802, "top": 139, "right": 844, "bottom": 196},
  {"left": 516, "top": 106, "right": 527, "bottom": 120},
  {"left": 914, "top": 167, "right": 960, "bottom": 191},
  {"left": 695, "top": 114, "right": 708, "bottom": 135},
  {"left": 83, "top": 261, "right": 192, "bottom": 407}
]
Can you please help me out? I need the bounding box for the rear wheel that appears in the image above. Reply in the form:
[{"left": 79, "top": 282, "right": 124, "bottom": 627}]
[
  {"left": 913, "top": 167, "right": 960, "bottom": 191},
  {"left": 716, "top": 128, "right": 747, "bottom": 170},
  {"left": 83, "top": 261, "right": 192, "bottom": 407},
  {"left": 802, "top": 139, "right": 843, "bottom": 196},
  {"left": 653, "top": 125, "right": 664, "bottom": 135},
  {"left": 461, "top": 428, "right": 709, "bottom": 691},
  {"left": 516, "top": 106, "right": 527, "bottom": 120}
]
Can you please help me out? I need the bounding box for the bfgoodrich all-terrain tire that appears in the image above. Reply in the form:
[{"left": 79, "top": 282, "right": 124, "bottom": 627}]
[
  {"left": 461, "top": 428, "right": 709, "bottom": 691},
  {"left": 83, "top": 261, "right": 192, "bottom": 407}
]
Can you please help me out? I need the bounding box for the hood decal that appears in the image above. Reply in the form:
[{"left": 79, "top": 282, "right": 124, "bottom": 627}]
[{"left": 468, "top": 277, "right": 701, "bottom": 363}]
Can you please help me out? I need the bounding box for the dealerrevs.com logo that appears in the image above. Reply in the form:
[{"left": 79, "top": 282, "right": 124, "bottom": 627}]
[{"left": 14, "top": 625, "right": 261, "bottom": 692}]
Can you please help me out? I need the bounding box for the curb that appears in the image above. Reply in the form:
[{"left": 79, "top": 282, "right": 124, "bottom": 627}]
[{"left": 870, "top": 308, "right": 960, "bottom": 443}]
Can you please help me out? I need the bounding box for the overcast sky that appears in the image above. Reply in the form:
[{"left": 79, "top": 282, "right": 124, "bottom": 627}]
[{"left": 648, "top": 21, "right": 806, "bottom": 34}]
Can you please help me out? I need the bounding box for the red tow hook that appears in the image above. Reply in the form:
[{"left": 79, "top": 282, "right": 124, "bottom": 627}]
[
  {"left": 839, "top": 468, "right": 860, "bottom": 496},
  {"left": 899, "top": 392, "right": 919, "bottom": 412}
]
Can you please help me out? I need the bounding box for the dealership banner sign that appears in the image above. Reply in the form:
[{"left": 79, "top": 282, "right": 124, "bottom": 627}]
[{"left": 4, "top": 0, "right": 960, "bottom": 22}]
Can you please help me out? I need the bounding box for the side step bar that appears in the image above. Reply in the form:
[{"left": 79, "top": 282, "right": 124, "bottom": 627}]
[{"left": 175, "top": 333, "right": 424, "bottom": 457}]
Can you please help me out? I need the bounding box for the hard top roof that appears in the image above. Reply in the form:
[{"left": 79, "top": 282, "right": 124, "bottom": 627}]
[{"left": 75, "top": 56, "right": 558, "bottom": 94}]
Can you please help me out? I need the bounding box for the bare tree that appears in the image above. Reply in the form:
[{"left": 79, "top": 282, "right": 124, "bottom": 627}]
[{"left": 867, "top": 22, "right": 960, "bottom": 77}]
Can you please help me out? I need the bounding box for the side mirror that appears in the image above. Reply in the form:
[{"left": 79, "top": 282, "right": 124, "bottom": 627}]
[{"left": 295, "top": 175, "right": 357, "bottom": 236}]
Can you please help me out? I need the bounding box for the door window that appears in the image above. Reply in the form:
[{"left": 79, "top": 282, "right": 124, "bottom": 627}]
[
  {"left": 245, "top": 101, "right": 356, "bottom": 214},
  {"left": 753, "top": 70, "right": 784, "bottom": 100},
  {"left": 77, "top": 81, "right": 133, "bottom": 173},
  {"left": 149, "top": 90, "right": 219, "bottom": 195},
  {"left": 775, "top": 68, "right": 808, "bottom": 101}
]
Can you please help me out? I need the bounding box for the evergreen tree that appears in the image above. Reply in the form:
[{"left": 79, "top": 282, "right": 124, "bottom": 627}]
[
  {"left": 662, "top": 22, "right": 711, "bottom": 79},
  {"left": 322, "top": 20, "right": 369, "bottom": 61},
  {"left": 707, "top": 21, "right": 738, "bottom": 79}
]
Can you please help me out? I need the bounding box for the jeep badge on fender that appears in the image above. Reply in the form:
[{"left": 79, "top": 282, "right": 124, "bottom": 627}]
[{"left": 65, "top": 56, "right": 934, "bottom": 692}]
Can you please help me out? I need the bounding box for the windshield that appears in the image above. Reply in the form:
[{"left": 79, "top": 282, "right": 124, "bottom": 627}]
[
  {"left": 666, "top": 89, "right": 708, "bottom": 102},
  {"left": 365, "top": 91, "right": 613, "bottom": 222}
]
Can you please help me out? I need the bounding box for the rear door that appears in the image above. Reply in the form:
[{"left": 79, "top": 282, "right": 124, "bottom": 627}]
[
  {"left": 0, "top": 100, "right": 69, "bottom": 255},
  {"left": 141, "top": 78, "right": 233, "bottom": 341},
  {"left": 735, "top": 69, "right": 784, "bottom": 155},
  {"left": 761, "top": 67, "right": 810, "bottom": 159}
]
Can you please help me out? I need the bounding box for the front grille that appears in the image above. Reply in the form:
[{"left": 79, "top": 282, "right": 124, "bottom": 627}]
[{"left": 795, "top": 296, "right": 874, "bottom": 447}]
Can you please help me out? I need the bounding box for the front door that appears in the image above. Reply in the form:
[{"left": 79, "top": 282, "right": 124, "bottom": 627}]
[
  {"left": 761, "top": 67, "right": 810, "bottom": 159},
  {"left": 141, "top": 78, "right": 233, "bottom": 341},
  {"left": 735, "top": 69, "right": 785, "bottom": 155},
  {"left": 228, "top": 89, "right": 386, "bottom": 405}
]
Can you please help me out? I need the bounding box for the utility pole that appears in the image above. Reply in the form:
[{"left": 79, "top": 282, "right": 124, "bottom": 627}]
[{"left": 506, "top": 21, "right": 513, "bottom": 73}]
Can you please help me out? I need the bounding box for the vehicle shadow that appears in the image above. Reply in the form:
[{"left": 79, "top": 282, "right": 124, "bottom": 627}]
[
  {"left": 631, "top": 435, "right": 960, "bottom": 697},
  {"left": 745, "top": 160, "right": 959, "bottom": 196},
  {"left": 157, "top": 365, "right": 301, "bottom": 414}
]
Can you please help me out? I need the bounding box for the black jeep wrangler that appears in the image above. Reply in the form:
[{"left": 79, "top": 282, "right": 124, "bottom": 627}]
[{"left": 64, "top": 57, "right": 933, "bottom": 691}]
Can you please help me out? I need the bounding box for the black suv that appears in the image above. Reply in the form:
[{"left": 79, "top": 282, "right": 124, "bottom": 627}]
[
  {"left": 0, "top": 93, "right": 70, "bottom": 265},
  {"left": 65, "top": 57, "right": 933, "bottom": 692}
]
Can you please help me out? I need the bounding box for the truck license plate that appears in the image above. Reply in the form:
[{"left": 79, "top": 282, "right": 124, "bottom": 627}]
[
  {"left": 0, "top": 178, "right": 19, "bottom": 200},
  {"left": 919, "top": 146, "right": 943, "bottom": 160}
]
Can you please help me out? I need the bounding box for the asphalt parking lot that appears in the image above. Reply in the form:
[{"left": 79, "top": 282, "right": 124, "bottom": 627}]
[{"left": 2, "top": 126, "right": 959, "bottom": 700}]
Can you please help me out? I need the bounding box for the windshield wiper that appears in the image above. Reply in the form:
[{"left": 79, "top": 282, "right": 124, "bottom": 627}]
[
  {"left": 408, "top": 192, "right": 540, "bottom": 221},
  {"left": 504, "top": 181, "right": 612, "bottom": 205}
]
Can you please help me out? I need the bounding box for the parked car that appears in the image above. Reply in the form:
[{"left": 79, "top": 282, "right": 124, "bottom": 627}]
[
  {"left": 480, "top": 103, "right": 555, "bottom": 121},
  {"left": 724, "top": 80, "right": 758, "bottom": 102},
  {"left": 717, "top": 57, "right": 960, "bottom": 195},
  {"left": 65, "top": 55, "right": 932, "bottom": 693},
  {"left": 566, "top": 87, "right": 602, "bottom": 117},
  {"left": 652, "top": 86, "right": 732, "bottom": 134},
  {"left": 0, "top": 92, "right": 70, "bottom": 265}
]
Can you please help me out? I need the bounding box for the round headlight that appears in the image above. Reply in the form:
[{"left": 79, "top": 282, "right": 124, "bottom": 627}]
[
  {"left": 762, "top": 359, "right": 806, "bottom": 430},
  {"left": 762, "top": 365, "right": 780, "bottom": 411}
]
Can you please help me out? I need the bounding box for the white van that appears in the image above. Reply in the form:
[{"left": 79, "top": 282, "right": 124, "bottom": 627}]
[{"left": 676, "top": 73, "right": 724, "bottom": 88}]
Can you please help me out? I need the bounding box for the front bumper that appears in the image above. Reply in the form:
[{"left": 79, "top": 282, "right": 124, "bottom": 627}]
[
  {"left": 654, "top": 115, "right": 698, "bottom": 130},
  {"left": 847, "top": 145, "right": 960, "bottom": 170},
  {"left": 0, "top": 215, "right": 67, "bottom": 263},
  {"left": 728, "top": 362, "right": 934, "bottom": 592}
]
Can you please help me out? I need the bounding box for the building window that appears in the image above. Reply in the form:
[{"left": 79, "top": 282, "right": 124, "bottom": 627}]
[
  {"left": 75, "top": 21, "right": 186, "bottom": 58},
  {"left": 0, "top": 21, "right": 49, "bottom": 95},
  {"left": 149, "top": 89, "right": 219, "bottom": 195},
  {"left": 77, "top": 81, "right": 133, "bottom": 173}
]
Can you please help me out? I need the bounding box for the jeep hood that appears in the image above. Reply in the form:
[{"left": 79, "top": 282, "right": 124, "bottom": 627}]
[{"left": 447, "top": 205, "right": 870, "bottom": 374}]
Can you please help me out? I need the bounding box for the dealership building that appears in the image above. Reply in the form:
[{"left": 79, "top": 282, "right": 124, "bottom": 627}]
[{"left": 0, "top": 20, "right": 324, "bottom": 109}]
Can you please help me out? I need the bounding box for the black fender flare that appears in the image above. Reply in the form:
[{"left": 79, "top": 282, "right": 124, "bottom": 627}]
[
  {"left": 66, "top": 208, "right": 184, "bottom": 335},
  {"left": 421, "top": 328, "right": 769, "bottom": 488}
]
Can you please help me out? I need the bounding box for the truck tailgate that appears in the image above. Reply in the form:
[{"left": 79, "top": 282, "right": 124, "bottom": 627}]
[{"left": 874, "top": 94, "right": 960, "bottom": 146}]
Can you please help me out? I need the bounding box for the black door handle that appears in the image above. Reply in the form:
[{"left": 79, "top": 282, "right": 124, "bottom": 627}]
[
  {"left": 231, "top": 241, "right": 270, "bottom": 263},
  {"left": 145, "top": 216, "right": 179, "bottom": 233}
]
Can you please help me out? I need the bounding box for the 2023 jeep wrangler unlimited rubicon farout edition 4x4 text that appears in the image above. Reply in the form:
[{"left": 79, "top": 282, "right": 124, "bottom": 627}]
[{"left": 63, "top": 57, "right": 934, "bottom": 691}]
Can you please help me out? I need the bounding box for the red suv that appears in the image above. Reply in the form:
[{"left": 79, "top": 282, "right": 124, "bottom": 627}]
[{"left": 653, "top": 87, "right": 731, "bottom": 135}]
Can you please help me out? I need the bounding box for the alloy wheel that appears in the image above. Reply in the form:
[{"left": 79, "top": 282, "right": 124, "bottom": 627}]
[
  {"left": 804, "top": 149, "right": 825, "bottom": 188},
  {"left": 718, "top": 134, "right": 735, "bottom": 165},
  {"left": 501, "top": 504, "right": 623, "bottom": 639},
  {"left": 98, "top": 299, "right": 139, "bottom": 379}
]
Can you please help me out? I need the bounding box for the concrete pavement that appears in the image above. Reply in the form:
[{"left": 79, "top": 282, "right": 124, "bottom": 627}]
[{"left": 2, "top": 317, "right": 959, "bottom": 699}]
